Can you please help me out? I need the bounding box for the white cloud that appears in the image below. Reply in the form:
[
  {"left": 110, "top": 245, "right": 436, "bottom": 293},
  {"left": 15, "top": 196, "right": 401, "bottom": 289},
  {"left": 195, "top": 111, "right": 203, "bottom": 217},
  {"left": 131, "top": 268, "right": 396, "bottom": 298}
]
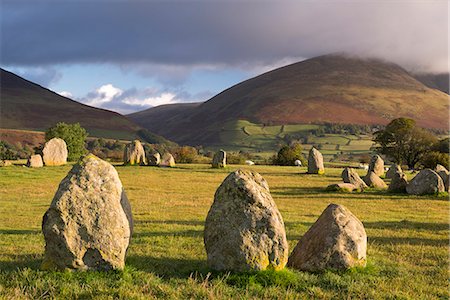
[
  {"left": 123, "top": 92, "right": 177, "bottom": 107},
  {"left": 58, "top": 91, "right": 73, "bottom": 98},
  {"left": 86, "top": 84, "right": 123, "bottom": 106}
]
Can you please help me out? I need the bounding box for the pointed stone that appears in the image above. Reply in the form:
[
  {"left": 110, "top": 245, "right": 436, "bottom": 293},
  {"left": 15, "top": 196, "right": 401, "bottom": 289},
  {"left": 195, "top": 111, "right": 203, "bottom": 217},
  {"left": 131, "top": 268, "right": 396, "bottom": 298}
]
[
  {"left": 123, "top": 140, "right": 146, "bottom": 165},
  {"left": 160, "top": 153, "right": 176, "bottom": 167},
  {"left": 308, "top": 147, "right": 324, "bottom": 174},
  {"left": 406, "top": 169, "right": 445, "bottom": 195},
  {"left": 212, "top": 150, "right": 226, "bottom": 168},
  {"left": 363, "top": 171, "right": 387, "bottom": 189},
  {"left": 368, "top": 155, "right": 384, "bottom": 177},
  {"left": 148, "top": 152, "right": 161, "bottom": 166},
  {"left": 43, "top": 138, "right": 68, "bottom": 166},
  {"left": 342, "top": 167, "right": 367, "bottom": 189},
  {"left": 388, "top": 171, "right": 408, "bottom": 193},
  {"left": 386, "top": 164, "right": 402, "bottom": 179}
]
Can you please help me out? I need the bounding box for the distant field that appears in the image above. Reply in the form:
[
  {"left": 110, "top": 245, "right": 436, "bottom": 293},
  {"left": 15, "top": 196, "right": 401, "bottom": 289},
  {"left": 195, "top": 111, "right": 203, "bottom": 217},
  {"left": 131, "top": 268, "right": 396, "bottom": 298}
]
[{"left": 0, "top": 163, "right": 448, "bottom": 299}]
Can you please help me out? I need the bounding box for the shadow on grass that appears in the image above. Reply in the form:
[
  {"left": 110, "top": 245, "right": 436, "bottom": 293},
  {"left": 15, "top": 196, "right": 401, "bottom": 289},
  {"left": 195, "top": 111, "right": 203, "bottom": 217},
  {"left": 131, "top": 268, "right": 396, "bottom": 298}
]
[
  {"left": 135, "top": 219, "right": 204, "bottom": 226},
  {"left": 271, "top": 187, "right": 325, "bottom": 196},
  {"left": 0, "top": 254, "right": 42, "bottom": 271},
  {"left": 133, "top": 229, "right": 202, "bottom": 239},
  {"left": 369, "top": 236, "right": 448, "bottom": 246},
  {"left": 364, "top": 220, "right": 449, "bottom": 231},
  {"left": 0, "top": 229, "right": 41, "bottom": 235},
  {"left": 127, "top": 255, "right": 207, "bottom": 278}
]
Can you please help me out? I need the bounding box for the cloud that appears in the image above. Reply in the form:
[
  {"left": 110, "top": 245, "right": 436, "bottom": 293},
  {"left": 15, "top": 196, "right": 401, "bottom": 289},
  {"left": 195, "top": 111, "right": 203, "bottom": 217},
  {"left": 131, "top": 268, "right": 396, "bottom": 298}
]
[
  {"left": 9, "top": 66, "right": 62, "bottom": 86},
  {"left": 1, "top": 1, "right": 448, "bottom": 73},
  {"left": 58, "top": 91, "right": 73, "bottom": 98},
  {"left": 84, "top": 84, "right": 123, "bottom": 106}
]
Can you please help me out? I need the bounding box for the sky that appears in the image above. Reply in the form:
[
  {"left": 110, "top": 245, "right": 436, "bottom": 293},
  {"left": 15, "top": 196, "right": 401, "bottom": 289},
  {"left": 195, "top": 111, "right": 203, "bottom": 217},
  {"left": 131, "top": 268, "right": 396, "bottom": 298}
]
[{"left": 1, "top": 1, "right": 448, "bottom": 114}]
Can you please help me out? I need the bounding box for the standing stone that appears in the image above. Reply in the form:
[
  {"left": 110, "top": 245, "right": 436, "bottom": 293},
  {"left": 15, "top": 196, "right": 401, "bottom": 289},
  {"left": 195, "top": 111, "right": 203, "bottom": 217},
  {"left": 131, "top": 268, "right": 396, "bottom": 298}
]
[
  {"left": 368, "top": 155, "right": 384, "bottom": 177},
  {"left": 435, "top": 164, "right": 449, "bottom": 191},
  {"left": 123, "top": 140, "right": 146, "bottom": 165},
  {"left": 41, "top": 154, "right": 133, "bottom": 271},
  {"left": 204, "top": 169, "right": 288, "bottom": 271},
  {"left": 388, "top": 171, "right": 408, "bottom": 193},
  {"left": 212, "top": 150, "right": 226, "bottom": 168},
  {"left": 160, "top": 153, "right": 176, "bottom": 167},
  {"left": 308, "top": 147, "right": 324, "bottom": 174},
  {"left": 148, "top": 152, "right": 161, "bottom": 166},
  {"left": 386, "top": 164, "right": 402, "bottom": 179},
  {"left": 406, "top": 169, "right": 445, "bottom": 195},
  {"left": 342, "top": 167, "right": 367, "bottom": 189},
  {"left": 288, "top": 204, "right": 367, "bottom": 272},
  {"left": 363, "top": 172, "right": 387, "bottom": 189},
  {"left": 42, "top": 138, "right": 68, "bottom": 166},
  {"left": 27, "top": 154, "right": 43, "bottom": 168}
]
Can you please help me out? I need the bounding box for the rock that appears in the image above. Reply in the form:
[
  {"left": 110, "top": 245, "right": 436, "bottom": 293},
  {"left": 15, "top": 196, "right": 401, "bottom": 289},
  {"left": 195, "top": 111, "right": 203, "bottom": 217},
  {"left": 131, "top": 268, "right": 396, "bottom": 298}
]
[
  {"left": 368, "top": 155, "right": 384, "bottom": 177},
  {"left": 42, "top": 138, "right": 68, "bottom": 166},
  {"left": 342, "top": 167, "right": 367, "bottom": 189},
  {"left": 388, "top": 171, "right": 408, "bottom": 193},
  {"left": 41, "top": 154, "right": 133, "bottom": 271},
  {"left": 204, "top": 169, "right": 288, "bottom": 271},
  {"left": 287, "top": 204, "right": 367, "bottom": 272},
  {"left": 212, "top": 150, "right": 226, "bottom": 168},
  {"left": 307, "top": 147, "right": 324, "bottom": 174},
  {"left": 294, "top": 159, "right": 302, "bottom": 166},
  {"left": 435, "top": 164, "right": 449, "bottom": 191},
  {"left": 326, "top": 183, "right": 361, "bottom": 193},
  {"left": 363, "top": 172, "right": 387, "bottom": 189},
  {"left": 27, "top": 154, "right": 43, "bottom": 168},
  {"left": 406, "top": 169, "right": 445, "bottom": 195},
  {"left": 245, "top": 160, "right": 255, "bottom": 165},
  {"left": 160, "top": 153, "right": 176, "bottom": 167},
  {"left": 123, "top": 140, "right": 146, "bottom": 165},
  {"left": 386, "top": 164, "right": 402, "bottom": 179},
  {"left": 0, "top": 160, "right": 12, "bottom": 167},
  {"left": 148, "top": 152, "right": 161, "bottom": 166}
]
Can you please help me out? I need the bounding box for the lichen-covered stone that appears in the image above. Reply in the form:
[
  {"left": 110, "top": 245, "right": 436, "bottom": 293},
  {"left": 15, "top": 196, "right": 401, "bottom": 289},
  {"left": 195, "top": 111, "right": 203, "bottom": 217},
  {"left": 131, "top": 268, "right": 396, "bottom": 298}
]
[
  {"left": 386, "top": 164, "right": 402, "bottom": 179},
  {"left": 288, "top": 204, "right": 367, "bottom": 272},
  {"left": 160, "top": 153, "right": 176, "bottom": 167},
  {"left": 388, "top": 171, "right": 408, "bottom": 193},
  {"left": 363, "top": 171, "right": 387, "bottom": 189},
  {"left": 41, "top": 154, "right": 133, "bottom": 271},
  {"left": 342, "top": 167, "right": 367, "bottom": 189},
  {"left": 148, "top": 152, "right": 161, "bottom": 166},
  {"left": 308, "top": 147, "right": 324, "bottom": 174},
  {"left": 368, "top": 155, "right": 384, "bottom": 177},
  {"left": 43, "top": 138, "right": 68, "bottom": 166},
  {"left": 204, "top": 169, "right": 288, "bottom": 271},
  {"left": 123, "top": 140, "right": 146, "bottom": 165},
  {"left": 435, "top": 164, "right": 449, "bottom": 191},
  {"left": 326, "top": 183, "right": 361, "bottom": 193},
  {"left": 406, "top": 169, "right": 445, "bottom": 195},
  {"left": 212, "top": 150, "right": 226, "bottom": 168},
  {"left": 27, "top": 154, "right": 43, "bottom": 168}
]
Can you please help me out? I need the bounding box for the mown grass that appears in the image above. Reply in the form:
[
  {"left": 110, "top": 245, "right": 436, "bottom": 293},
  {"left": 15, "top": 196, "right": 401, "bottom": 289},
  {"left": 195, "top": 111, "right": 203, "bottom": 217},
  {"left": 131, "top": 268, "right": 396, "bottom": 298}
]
[{"left": 0, "top": 164, "right": 448, "bottom": 299}]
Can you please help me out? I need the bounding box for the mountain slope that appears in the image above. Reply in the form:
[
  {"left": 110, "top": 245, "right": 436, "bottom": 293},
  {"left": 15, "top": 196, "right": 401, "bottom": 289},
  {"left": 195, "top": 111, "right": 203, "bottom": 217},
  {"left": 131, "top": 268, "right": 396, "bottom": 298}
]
[
  {"left": 128, "top": 54, "right": 449, "bottom": 146},
  {"left": 414, "top": 73, "right": 449, "bottom": 94}
]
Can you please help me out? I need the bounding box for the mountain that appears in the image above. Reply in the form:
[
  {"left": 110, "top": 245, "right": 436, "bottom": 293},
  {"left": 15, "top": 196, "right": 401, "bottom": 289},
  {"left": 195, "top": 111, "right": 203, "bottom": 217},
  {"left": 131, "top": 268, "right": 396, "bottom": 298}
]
[
  {"left": 0, "top": 68, "right": 171, "bottom": 144},
  {"left": 128, "top": 54, "right": 449, "bottom": 146},
  {"left": 413, "top": 73, "right": 449, "bottom": 94}
]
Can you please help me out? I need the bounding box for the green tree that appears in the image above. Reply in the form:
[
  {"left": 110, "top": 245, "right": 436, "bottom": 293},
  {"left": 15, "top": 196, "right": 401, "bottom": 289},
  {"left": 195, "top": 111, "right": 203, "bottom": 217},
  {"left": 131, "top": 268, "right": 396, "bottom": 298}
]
[
  {"left": 275, "top": 143, "right": 306, "bottom": 166},
  {"left": 373, "top": 118, "right": 437, "bottom": 169},
  {"left": 45, "top": 122, "right": 88, "bottom": 161}
]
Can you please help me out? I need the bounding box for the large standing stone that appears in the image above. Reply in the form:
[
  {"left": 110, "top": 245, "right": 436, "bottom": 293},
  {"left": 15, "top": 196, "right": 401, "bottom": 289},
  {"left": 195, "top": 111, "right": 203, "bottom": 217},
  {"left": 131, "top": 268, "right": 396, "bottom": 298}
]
[
  {"left": 308, "top": 147, "right": 324, "bottom": 174},
  {"left": 386, "top": 164, "right": 402, "bottom": 179},
  {"left": 288, "top": 204, "right": 367, "bottom": 272},
  {"left": 342, "top": 167, "right": 367, "bottom": 189},
  {"left": 406, "top": 169, "right": 445, "bottom": 195},
  {"left": 27, "top": 154, "right": 43, "bottom": 168},
  {"left": 123, "top": 140, "right": 146, "bottom": 165},
  {"left": 435, "top": 164, "right": 449, "bottom": 191},
  {"left": 41, "top": 154, "right": 133, "bottom": 271},
  {"left": 148, "top": 152, "right": 161, "bottom": 166},
  {"left": 212, "top": 150, "right": 226, "bottom": 168},
  {"left": 388, "top": 171, "right": 408, "bottom": 193},
  {"left": 363, "top": 172, "right": 387, "bottom": 189},
  {"left": 42, "top": 138, "right": 68, "bottom": 166},
  {"left": 160, "top": 153, "right": 176, "bottom": 167},
  {"left": 368, "top": 155, "right": 384, "bottom": 177},
  {"left": 204, "top": 169, "right": 288, "bottom": 271}
]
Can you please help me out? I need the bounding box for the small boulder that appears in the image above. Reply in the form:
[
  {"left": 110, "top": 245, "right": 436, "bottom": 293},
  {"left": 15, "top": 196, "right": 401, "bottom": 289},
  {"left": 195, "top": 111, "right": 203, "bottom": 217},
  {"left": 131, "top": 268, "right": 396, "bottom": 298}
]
[
  {"left": 363, "top": 172, "right": 387, "bottom": 189},
  {"left": 27, "top": 154, "right": 43, "bottom": 168},
  {"left": 204, "top": 169, "right": 288, "bottom": 271},
  {"left": 406, "top": 169, "right": 445, "bottom": 195},
  {"left": 0, "top": 160, "right": 12, "bottom": 167},
  {"left": 326, "top": 183, "right": 361, "bottom": 193},
  {"left": 342, "top": 167, "right": 367, "bottom": 189},
  {"left": 41, "top": 154, "right": 133, "bottom": 271},
  {"left": 288, "top": 204, "right": 367, "bottom": 272},
  {"left": 368, "top": 155, "right": 384, "bottom": 177},
  {"left": 308, "top": 147, "right": 324, "bottom": 174},
  {"left": 148, "top": 152, "right": 161, "bottom": 166},
  {"left": 160, "top": 153, "right": 176, "bottom": 167},
  {"left": 123, "top": 140, "right": 146, "bottom": 165},
  {"left": 212, "top": 150, "right": 226, "bottom": 168},
  {"left": 435, "top": 164, "right": 449, "bottom": 191},
  {"left": 386, "top": 164, "right": 402, "bottom": 179},
  {"left": 388, "top": 171, "right": 408, "bottom": 193},
  {"left": 43, "top": 138, "right": 68, "bottom": 166}
]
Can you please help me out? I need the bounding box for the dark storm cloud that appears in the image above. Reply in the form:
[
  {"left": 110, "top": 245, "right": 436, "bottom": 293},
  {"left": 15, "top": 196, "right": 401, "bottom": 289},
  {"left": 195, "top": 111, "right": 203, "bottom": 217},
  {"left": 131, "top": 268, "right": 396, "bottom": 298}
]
[{"left": 1, "top": 1, "right": 448, "bottom": 72}]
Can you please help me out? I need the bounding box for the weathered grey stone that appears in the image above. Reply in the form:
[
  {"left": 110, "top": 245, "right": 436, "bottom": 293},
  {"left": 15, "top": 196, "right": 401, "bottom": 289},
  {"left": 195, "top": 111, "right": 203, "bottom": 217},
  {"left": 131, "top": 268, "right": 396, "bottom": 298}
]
[
  {"left": 43, "top": 138, "right": 68, "bottom": 166},
  {"left": 308, "top": 147, "right": 324, "bottom": 174},
  {"left": 212, "top": 150, "right": 226, "bottom": 168},
  {"left": 363, "top": 172, "right": 387, "bottom": 189},
  {"left": 435, "top": 164, "right": 449, "bottom": 191},
  {"left": 204, "top": 169, "right": 288, "bottom": 271},
  {"left": 160, "top": 153, "right": 175, "bottom": 167},
  {"left": 326, "top": 183, "right": 361, "bottom": 193},
  {"left": 27, "top": 154, "right": 43, "bottom": 168},
  {"left": 148, "top": 152, "right": 161, "bottom": 166},
  {"left": 123, "top": 140, "right": 146, "bottom": 165},
  {"left": 406, "top": 169, "right": 445, "bottom": 195},
  {"left": 388, "top": 171, "right": 408, "bottom": 193},
  {"left": 41, "top": 154, "right": 133, "bottom": 271},
  {"left": 386, "top": 164, "right": 402, "bottom": 179},
  {"left": 288, "top": 204, "right": 367, "bottom": 272},
  {"left": 368, "top": 155, "right": 384, "bottom": 177},
  {"left": 342, "top": 167, "right": 367, "bottom": 189}
]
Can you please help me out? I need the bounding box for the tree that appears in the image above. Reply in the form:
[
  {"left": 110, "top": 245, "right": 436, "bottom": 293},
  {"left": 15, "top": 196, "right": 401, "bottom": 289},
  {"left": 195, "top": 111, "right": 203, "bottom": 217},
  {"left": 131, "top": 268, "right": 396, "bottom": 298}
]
[
  {"left": 274, "top": 143, "right": 306, "bottom": 166},
  {"left": 45, "top": 122, "right": 88, "bottom": 161},
  {"left": 373, "top": 118, "right": 437, "bottom": 169}
]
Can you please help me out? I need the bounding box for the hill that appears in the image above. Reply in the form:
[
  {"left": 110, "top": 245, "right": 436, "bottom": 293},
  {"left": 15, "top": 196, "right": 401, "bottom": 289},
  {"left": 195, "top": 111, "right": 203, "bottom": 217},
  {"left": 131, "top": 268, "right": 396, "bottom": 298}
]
[
  {"left": 128, "top": 54, "right": 449, "bottom": 148},
  {"left": 413, "top": 73, "right": 449, "bottom": 94}
]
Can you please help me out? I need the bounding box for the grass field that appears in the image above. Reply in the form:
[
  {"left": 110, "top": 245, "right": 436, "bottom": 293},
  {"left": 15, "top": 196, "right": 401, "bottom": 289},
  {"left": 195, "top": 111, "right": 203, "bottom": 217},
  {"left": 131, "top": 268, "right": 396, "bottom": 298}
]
[{"left": 0, "top": 163, "right": 449, "bottom": 299}]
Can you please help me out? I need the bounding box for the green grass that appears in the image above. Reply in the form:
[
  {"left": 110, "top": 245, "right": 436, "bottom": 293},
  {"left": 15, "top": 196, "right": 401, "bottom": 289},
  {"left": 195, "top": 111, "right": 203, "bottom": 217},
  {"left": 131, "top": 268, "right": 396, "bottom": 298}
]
[{"left": 0, "top": 163, "right": 448, "bottom": 299}]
